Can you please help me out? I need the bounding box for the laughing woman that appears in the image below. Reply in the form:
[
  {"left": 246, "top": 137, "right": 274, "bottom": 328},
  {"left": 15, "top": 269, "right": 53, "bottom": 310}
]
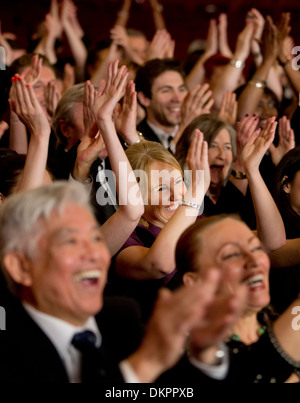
[
  {"left": 175, "top": 114, "right": 258, "bottom": 227},
  {"left": 163, "top": 214, "right": 300, "bottom": 383},
  {"left": 109, "top": 133, "right": 210, "bottom": 319}
]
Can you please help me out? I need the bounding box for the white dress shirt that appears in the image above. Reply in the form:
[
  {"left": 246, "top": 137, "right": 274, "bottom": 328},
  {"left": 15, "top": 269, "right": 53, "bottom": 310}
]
[
  {"left": 23, "top": 303, "right": 138, "bottom": 383},
  {"left": 147, "top": 120, "right": 178, "bottom": 150}
]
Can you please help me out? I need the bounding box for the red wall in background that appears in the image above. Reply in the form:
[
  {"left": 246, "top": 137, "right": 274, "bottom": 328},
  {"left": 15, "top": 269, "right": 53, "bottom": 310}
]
[{"left": 0, "top": 0, "right": 299, "bottom": 59}]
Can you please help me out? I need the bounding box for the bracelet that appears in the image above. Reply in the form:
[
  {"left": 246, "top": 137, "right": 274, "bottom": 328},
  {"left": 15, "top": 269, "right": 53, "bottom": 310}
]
[
  {"left": 229, "top": 58, "right": 245, "bottom": 69},
  {"left": 124, "top": 131, "right": 144, "bottom": 148},
  {"left": 231, "top": 169, "right": 247, "bottom": 179},
  {"left": 179, "top": 200, "right": 202, "bottom": 211},
  {"left": 248, "top": 77, "right": 267, "bottom": 89}
]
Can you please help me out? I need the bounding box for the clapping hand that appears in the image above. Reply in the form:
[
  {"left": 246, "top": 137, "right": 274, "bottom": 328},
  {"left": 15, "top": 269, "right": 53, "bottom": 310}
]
[
  {"left": 269, "top": 116, "right": 295, "bottom": 166},
  {"left": 186, "top": 129, "right": 210, "bottom": 198},
  {"left": 241, "top": 116, "right": 277, "bottom": 173},
  {"left": 9, "top": 76, "right": 50, "bottom": 139}
]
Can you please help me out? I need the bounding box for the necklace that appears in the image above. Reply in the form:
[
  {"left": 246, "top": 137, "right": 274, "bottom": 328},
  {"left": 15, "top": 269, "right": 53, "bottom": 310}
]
[{"left": 231, "top": 326, "right": 266, "bottom": 342}]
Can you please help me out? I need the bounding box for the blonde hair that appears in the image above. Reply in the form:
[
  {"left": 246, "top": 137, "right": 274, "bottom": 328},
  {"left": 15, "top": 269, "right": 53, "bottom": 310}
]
[
  {"left": 126, "top": 140, "right": 182, "bottom": 175},
  {"left": 126, "top": 140, "right": 183, "bottom": 209}
]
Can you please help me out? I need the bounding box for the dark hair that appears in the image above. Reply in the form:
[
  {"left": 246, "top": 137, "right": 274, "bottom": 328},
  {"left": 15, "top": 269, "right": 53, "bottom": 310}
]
[
  {"left": 274, "top": 147, "right": 300, "bottom": 238},
  {"left": 135, "top": 58, "right": 186, "bottom": 99},
  {"left": 8, "top": 53, "right": 55, "bottom": 77},
  {"left": 0, "top": 150, "right": 26, "bottom": 197},
  {"left": 175, "top": 214, "right": 241, "bottom": 277}
]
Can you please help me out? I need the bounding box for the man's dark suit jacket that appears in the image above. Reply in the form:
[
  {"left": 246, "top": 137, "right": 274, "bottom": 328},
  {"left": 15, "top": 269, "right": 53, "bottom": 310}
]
[
  {"left": 0, "top": 295, "right": 143, "bottom": 383},
  {"left": 137, "top": 119, "right": 161, "bottom": 144}
]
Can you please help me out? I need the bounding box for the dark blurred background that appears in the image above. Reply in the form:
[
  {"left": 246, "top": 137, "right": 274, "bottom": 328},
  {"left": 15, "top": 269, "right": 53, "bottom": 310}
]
[{"left": 0, "top": 0, "right": 299, "bottom": 59}]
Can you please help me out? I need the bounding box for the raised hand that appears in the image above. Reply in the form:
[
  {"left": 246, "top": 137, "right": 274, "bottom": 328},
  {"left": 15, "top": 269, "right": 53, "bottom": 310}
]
[
  {"left": 93, "top": 60, "right": 129, "bottom": 123},
  {"left": 218, "top": 91, "right": 237, "bottom": 126},
  {"left": 234, "top": 19, "right": 255, "bottom": 63},
  {"left": 83, "top": 80, "right": 97, "bottom": 136},
  {"left": 20, "top": 54, "right": 42, "bottom": 86},
  {"left": 186, "top": 129, "right": 210, "bottom": 197},
  {"left": 261, "top": 16, "right": 280, "bottom": 63},
  {"left": 189, "top": 265, "right": 248, "bottom": 352},
  {"left": 10, "top": 76, "right": 50, "bottom": 139},
  {"left": 146, "top": 29, "right": 174, "bottom": 61},
  {"left": 236, "top": 114, "right": 260, "bottom": 155},
  {"left": 241, "top": 116, "right": 277, "bottom": 173},
  {"left": 269, "top": 116, "right": 295, "bottom": 166},
  {"left": 113, "top": 80, "right": 138, "bottom": 144},
  {"left": 127, "top": 269, "right": 223, "bottom": 381},
  {"left": 218, "top": 14, "right": 233, "bottom": 58},
  {"left": 181, "top": 84, "right": 214, "bottom": 129},
  {"left": 204, "top": 19, "right": 218, "bottom": 59},
  {"left": 45, "top": 80, "right": 61, "bottom": 117}
]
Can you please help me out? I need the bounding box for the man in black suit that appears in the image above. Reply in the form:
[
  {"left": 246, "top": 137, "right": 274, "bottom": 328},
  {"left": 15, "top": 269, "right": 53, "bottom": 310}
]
[
  {"left": 135, "top": 59, "right": 188, "bottom": 151},
  {"left": 0, "top": 182, "right": 246, "bottom": 383}
]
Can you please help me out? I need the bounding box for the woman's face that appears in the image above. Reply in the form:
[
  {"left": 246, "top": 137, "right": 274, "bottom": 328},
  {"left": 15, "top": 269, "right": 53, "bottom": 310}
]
[
  {"left": 143, "top": 160, "right": 186, "bottom": 227},
  {"left": 208, "top": 129, "right": 233, "bottom": 188},
  {"left": 283, "top": 170, "right": 300, "bottom": 215},
  {"left": 254, "top": 93, "right": 278, "bottom": 129},
  {"left": 185, "top": 218, "right": 271, "bottom": 314}
]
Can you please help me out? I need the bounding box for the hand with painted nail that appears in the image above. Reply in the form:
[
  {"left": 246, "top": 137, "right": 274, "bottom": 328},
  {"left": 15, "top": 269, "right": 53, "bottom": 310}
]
[{"left": 10, "top": 77, "right": 51, "bottom": 139}]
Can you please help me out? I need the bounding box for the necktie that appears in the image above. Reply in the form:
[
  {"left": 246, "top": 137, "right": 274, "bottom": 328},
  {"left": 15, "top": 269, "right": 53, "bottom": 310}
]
[{"left": 71, "top": 330, "right": 106, "bottom": 383}]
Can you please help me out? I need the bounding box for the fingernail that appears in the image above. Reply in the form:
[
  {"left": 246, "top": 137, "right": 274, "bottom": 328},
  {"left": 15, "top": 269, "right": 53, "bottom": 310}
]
[
  {"left": 245, "top": 114, "right": 249, "bottom": 117},
  {"left": 11, "top": 77, "right": 15, "bottom": 83},
  {"left": 15, "top": 74, "right": 19, "bottom": 78},
  {"left": 26, "top": 84, "right": 30, "bottom": 88},
  {"left": 18, "top": 77, "right": 22, "bottom": 82}
]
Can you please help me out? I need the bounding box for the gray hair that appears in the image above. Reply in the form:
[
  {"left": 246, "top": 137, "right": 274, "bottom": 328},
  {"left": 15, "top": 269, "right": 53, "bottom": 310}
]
[
  {"left": 0, "top": 181, "right": 92, "bottom": 295},
  {"left": 52, "top": 83, "right": 85, "bottom": 147}
]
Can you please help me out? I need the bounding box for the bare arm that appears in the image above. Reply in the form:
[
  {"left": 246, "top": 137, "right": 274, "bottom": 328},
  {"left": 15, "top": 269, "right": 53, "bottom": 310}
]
[
  {"left": 61, "top": 0, "right": 87, "bottom": 82},
  {"left": 115, "top": 130, "right": 211, "bottom": 280},
  {"left": 237, "top": 14, "right": 288, "bottom": 120},
  {"left": 149, "top": 0, "right": 166, "bottom": 31},
  {"left": 185, "top": 19, "right": 218, "bottom": 90},
  {"left": 248, "top": 8, "right": 283, "bottom": 101},
  {"left": 269, "top": 238, "right": 300, "bottom": 268},
  {"left": 113, "top": 0, "right": 132, "bottom": 28},
  {"left": 242, "top": 117, "right": 286, "bottom": 252},
  {"left": 10, "top": 78, "right": 51, "bottom": 192},
  {"left": 92, "top": 61, "right": 144, "bottom": 256}
]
